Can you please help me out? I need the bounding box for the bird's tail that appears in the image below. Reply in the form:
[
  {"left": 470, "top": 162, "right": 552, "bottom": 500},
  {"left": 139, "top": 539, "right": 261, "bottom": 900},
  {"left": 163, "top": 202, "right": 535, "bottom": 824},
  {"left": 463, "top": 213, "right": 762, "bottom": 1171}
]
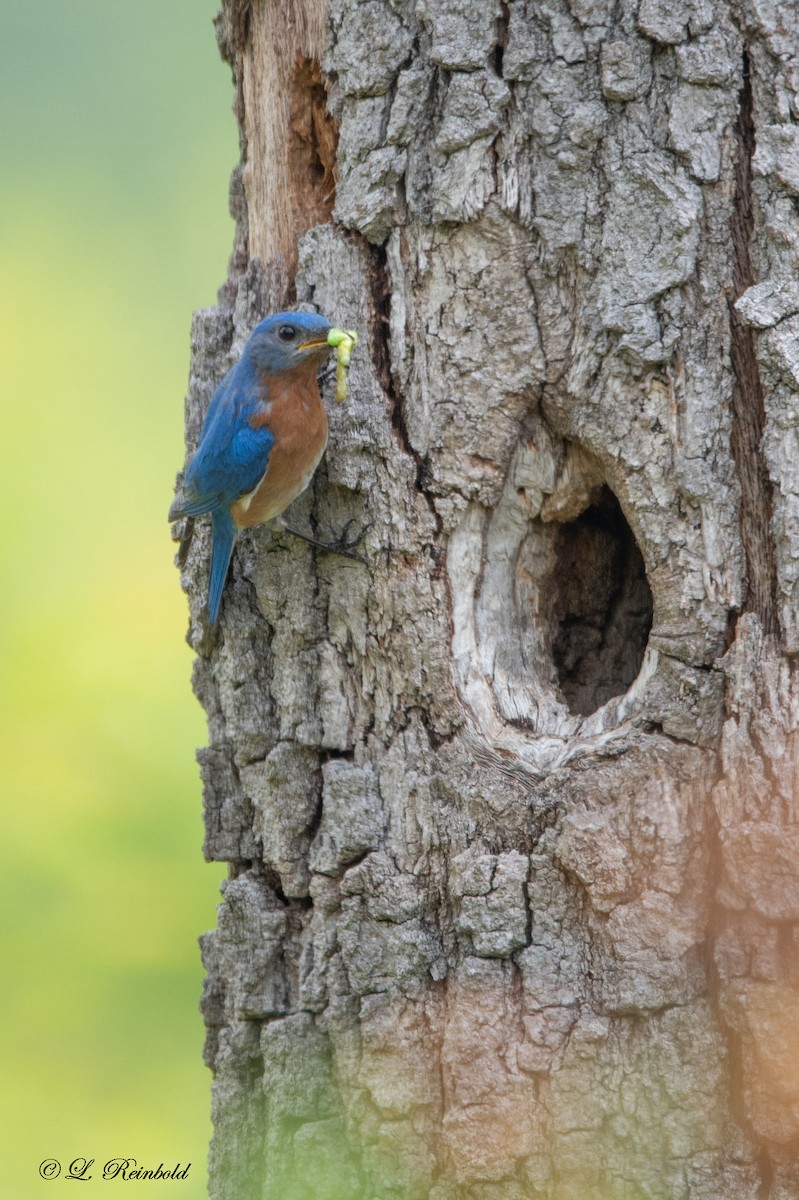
[{"left": 208, "top": 508, "right": 238, "bottom": 626}]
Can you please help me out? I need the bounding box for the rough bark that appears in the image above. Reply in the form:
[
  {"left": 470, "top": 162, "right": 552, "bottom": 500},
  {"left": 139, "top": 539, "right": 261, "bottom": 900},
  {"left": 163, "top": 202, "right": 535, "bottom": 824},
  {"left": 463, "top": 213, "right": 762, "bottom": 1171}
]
[{"left": 176, "top": 1, "right": 799, "bottom": 1196}]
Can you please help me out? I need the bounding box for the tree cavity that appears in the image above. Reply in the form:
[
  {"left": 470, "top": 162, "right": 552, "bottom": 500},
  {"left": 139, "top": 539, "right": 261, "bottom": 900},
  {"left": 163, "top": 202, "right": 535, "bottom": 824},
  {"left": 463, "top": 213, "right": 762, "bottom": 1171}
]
[{"left": 545, "top": 488, "right": 653, "bottom": 716}]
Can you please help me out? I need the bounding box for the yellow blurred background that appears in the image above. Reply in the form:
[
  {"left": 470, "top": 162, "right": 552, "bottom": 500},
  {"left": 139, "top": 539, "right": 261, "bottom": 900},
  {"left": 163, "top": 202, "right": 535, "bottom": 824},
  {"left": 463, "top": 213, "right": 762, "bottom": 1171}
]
[{"left": 0, "top": 3, "right": 233, "bottom": 1195}]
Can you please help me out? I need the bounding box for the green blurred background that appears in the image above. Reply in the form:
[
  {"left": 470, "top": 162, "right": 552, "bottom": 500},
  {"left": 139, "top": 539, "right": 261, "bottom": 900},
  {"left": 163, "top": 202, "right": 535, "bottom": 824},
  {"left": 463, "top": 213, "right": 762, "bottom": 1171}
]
[{"left": 0, "top": 3, "right": 233, "bottom": 1194}]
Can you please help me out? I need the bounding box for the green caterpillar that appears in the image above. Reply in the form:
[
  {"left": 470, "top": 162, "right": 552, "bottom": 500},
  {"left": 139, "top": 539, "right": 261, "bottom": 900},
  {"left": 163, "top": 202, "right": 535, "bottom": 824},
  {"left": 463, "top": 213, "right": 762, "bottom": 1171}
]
[{"left": 327, "top": 327, "right": 359, "bottom": 403}]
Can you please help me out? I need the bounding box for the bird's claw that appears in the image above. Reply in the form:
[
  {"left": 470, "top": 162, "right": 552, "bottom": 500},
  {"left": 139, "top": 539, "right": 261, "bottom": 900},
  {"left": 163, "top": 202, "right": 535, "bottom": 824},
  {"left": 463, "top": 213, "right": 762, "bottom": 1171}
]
[
  {"left": 281, "top": 519, "right": 370, "bottom": 564},
  {"left": 326, "top": 518, "right": 371, "bottom": 563}
]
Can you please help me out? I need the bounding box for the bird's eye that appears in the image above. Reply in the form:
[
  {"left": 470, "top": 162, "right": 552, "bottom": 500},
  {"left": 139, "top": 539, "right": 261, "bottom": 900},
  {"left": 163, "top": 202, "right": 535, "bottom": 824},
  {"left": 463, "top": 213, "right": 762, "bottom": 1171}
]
[{"left": 278, "top": 325, "right": 297, "bottom": 342}]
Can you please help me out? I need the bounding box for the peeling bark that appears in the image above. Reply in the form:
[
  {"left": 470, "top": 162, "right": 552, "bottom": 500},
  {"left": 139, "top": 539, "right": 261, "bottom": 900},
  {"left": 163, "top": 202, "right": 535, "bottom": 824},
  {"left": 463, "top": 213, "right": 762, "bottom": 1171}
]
[{"left": 175, "top": 1, "right": 799, "bottom": 1196}]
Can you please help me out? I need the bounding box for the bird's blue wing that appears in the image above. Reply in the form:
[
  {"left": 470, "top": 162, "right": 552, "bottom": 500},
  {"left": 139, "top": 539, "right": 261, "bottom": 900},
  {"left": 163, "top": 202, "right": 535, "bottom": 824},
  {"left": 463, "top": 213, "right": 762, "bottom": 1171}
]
[{"left": 176, "top": 367, "right": 274, "bottom": 516}]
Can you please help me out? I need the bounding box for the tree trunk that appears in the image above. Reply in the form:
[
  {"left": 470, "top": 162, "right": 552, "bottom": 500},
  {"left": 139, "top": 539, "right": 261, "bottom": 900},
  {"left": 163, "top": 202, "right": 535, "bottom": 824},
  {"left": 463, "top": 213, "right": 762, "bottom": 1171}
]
[{"left": 178, "top": 1, "right": 799, "bottom": 1196}]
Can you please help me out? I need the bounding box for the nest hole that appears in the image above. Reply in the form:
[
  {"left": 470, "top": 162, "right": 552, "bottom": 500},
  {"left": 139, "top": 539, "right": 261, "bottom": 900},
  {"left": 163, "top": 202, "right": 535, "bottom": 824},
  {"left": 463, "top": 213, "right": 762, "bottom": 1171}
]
[{"left": 547, "top": 487, "right": 653, "bottom": 716}]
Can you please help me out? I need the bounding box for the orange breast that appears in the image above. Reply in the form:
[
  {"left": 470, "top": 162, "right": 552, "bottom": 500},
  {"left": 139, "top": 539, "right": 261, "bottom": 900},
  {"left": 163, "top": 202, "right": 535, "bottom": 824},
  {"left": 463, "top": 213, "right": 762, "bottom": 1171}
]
[{"left": 231, "top": 368, "right": 328, "bottom": 529}]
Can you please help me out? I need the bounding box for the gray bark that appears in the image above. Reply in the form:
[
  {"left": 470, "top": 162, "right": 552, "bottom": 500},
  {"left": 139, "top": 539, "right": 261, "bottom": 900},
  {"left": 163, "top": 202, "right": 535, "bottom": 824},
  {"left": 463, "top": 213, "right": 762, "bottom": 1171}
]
[{"left": 176, "top": 1, "right": 799, "bottom": 1196}]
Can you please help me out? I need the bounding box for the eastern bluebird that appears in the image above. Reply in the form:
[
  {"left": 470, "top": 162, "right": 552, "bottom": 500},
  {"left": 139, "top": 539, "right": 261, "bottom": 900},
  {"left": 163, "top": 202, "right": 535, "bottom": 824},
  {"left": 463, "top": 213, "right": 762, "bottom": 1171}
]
[{"left": 170, "top": 310, "right": 354, "bottom": 626}]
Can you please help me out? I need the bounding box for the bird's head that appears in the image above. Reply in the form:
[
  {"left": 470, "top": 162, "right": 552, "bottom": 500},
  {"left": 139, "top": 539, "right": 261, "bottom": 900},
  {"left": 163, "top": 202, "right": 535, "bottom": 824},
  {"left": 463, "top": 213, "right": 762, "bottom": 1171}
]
[{"left": 247, "top": 311, "right": 334, "bottom": 375}]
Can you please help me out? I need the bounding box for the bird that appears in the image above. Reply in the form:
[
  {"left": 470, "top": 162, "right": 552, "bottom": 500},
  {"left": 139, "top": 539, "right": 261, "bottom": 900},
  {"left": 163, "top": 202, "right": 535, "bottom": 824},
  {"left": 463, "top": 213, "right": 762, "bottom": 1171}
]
[{"left": 169, "top": 310, "right": 354, "bottom": 626}]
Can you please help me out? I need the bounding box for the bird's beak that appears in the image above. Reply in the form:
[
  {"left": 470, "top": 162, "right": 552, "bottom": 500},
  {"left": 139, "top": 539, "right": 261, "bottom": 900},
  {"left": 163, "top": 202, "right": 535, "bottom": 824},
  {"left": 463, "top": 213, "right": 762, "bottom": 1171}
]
[{"left": 297, "top": 337, "right": 333, "bottom": 353}]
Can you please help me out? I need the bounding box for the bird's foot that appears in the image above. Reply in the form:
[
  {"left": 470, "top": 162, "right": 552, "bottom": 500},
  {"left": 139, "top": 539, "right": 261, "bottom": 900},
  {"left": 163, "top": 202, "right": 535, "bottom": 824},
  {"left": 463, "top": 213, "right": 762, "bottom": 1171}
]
[{"left": 280, "top": 518, "right": 370, "bottom": 564}]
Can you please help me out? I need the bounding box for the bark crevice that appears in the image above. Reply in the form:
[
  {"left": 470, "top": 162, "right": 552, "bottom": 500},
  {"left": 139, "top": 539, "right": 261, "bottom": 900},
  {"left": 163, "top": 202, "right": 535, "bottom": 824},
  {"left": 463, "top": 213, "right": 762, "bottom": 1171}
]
[{"left": 728, "top": 50, "right": 779, "bottom": 638}]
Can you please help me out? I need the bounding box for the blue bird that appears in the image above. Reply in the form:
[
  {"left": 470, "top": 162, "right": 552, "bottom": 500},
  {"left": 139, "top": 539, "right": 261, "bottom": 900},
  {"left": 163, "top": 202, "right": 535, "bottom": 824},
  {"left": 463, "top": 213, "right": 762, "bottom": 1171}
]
[{"left": 170, "top": 310, "right": 347, "bottom": 625}]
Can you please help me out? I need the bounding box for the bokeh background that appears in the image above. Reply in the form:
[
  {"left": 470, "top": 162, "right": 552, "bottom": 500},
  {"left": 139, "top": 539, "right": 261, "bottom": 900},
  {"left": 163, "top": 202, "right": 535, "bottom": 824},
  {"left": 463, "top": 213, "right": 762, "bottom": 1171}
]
[{"left": 0, "top": 3, "right": 234, "bottom": 1195}]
